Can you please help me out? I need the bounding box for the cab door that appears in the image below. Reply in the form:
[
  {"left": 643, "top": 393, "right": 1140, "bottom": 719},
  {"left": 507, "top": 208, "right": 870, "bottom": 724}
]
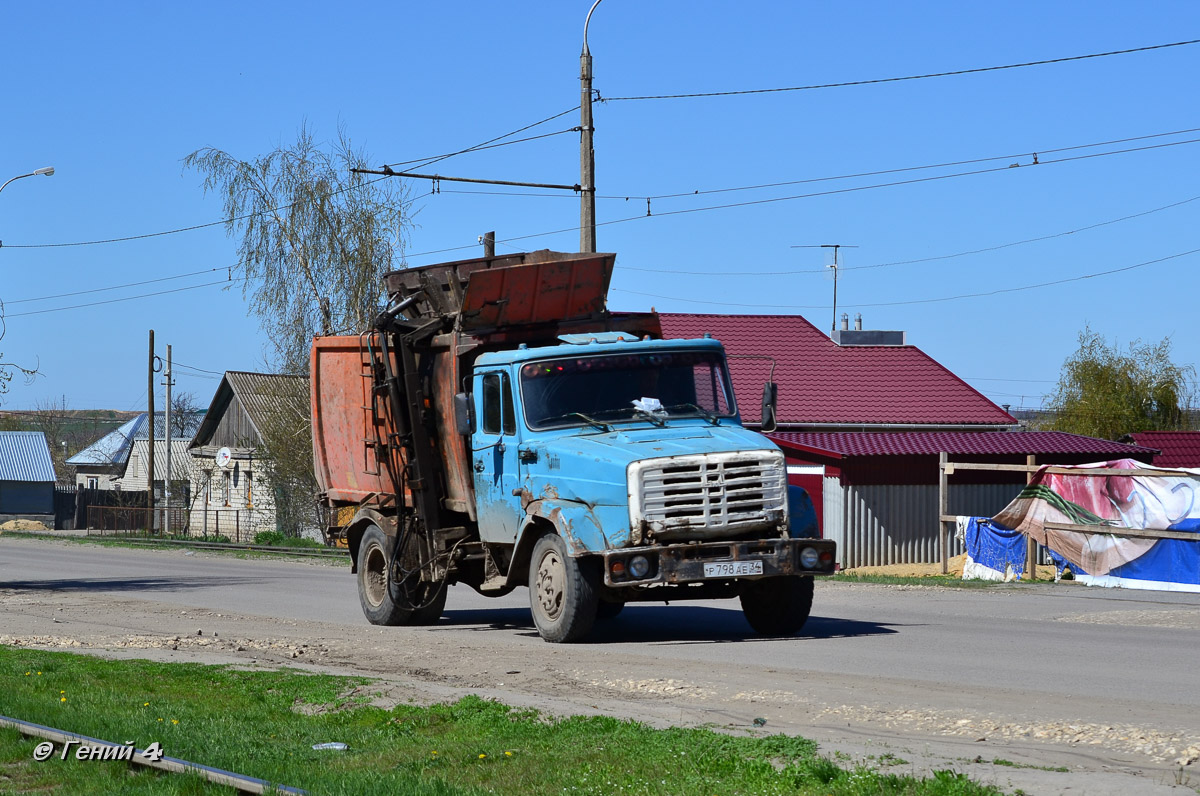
[{"left": 471, "top": 371, "right": 524, "bottom": 543}]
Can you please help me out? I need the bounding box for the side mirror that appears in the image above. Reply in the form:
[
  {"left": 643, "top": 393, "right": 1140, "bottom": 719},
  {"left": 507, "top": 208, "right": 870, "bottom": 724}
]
[
  {"left": 760, "top": 381, "right": 778, "bottom": 433},
  {"left": 453, "top": 393, "right": 475, "bottom": 436}
]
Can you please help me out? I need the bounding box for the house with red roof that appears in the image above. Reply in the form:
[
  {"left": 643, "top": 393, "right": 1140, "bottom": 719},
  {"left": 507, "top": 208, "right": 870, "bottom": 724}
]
[
  {"left": 1120, "top": 431, "right": 1200, "bottom": 469},
  {"left": 767, "top": 431, "right": 1156, "bottom": 567},
  {"left": 657, "top": 313, "right": 1015, "bottom": 430},
  {"left": 655, "top": 313, "right": 1159, "bottom": 568}
]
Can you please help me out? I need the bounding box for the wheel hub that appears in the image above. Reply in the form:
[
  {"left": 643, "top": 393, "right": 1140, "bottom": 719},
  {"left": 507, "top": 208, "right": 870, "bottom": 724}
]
[
  {"left": 364, "top": 544, "right": 387, "bottom": 608},
  {"left": 536, "top": 549, "right": 566, "bottom": 621}
]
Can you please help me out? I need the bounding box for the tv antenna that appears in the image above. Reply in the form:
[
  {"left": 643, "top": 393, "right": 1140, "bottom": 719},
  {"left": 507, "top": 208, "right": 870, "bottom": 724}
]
[{"left": 792, "top": 244, "right": 858, "bottom": 335}]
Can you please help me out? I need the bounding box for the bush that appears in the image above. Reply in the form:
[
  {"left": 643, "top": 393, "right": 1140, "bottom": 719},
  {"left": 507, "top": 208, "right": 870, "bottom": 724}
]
[{"left": 253, "top": 530, "right": 286, "bottom": 546}]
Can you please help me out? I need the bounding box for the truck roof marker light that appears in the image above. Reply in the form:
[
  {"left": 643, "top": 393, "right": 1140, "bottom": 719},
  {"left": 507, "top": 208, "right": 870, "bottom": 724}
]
[{"left": 518, "top": 343, "right": 528, "bottom": 350}]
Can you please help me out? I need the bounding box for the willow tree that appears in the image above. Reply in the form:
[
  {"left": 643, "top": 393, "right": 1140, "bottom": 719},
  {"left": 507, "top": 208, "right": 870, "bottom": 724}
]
[
  {"left": 185, "top": 125, "right": 411, "bottom": 373},
  {"left": 0, "top": 305, "right": 39, "bottom": 407},
  {"left": 1041, "top": 327, "right": 1196, "bottom": 439}
]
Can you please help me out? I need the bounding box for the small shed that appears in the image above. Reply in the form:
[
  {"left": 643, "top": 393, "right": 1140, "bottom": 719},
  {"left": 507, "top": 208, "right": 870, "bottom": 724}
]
[
  {"left": 766, "top": 431, "right": 1159, "bottom": 568},
  {"left": 0, "top": 431, "right": 56, "bottom": 518},
  {"left": 189, "top": 371, "right": 310, "bottom": 539}
]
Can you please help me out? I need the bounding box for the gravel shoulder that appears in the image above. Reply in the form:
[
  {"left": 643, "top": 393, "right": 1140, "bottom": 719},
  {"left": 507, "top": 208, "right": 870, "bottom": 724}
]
[{"left": 3, "top": 535, "right": 1199, "bottom": 796}]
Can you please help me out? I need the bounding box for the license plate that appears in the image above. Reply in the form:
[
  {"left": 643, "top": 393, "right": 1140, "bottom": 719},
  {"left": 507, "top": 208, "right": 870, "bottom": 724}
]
[{"left": 702, "top": 560, "right": 764, "bottom": 578}]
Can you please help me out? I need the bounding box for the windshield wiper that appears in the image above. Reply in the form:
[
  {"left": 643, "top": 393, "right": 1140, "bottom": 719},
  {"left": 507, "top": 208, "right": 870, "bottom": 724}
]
[
  {"left": 663, "top": 403, "right": 721, "bottom": 425},
  {"left": 631, "top": 409, "right": 667, "bottom": 427},
  {"left": 541, "top": 412, "right": 612, "bottom": 432}
]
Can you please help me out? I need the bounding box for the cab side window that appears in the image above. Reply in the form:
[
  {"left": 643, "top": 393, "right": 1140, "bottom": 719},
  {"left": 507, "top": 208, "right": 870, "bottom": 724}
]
[{"left": 481, "top": 373, "right": 515, "bottom": 435}]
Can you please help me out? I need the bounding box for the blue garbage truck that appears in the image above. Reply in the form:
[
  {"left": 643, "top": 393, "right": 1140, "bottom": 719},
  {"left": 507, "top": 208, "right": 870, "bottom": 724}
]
[{"left": 310, "top": 250, "right": 835, "bottom": 642}]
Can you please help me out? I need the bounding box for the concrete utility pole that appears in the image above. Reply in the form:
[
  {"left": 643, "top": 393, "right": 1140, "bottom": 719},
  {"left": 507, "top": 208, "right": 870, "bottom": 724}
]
[
  {"left": 579, "top": 0, "right": 603, "bottom": 254},
  {"left": 164, "top": 344, "right": 173, "bottom": 535},
  {"left": 147, "top": 330, "right": 155, "bottom": 528}
]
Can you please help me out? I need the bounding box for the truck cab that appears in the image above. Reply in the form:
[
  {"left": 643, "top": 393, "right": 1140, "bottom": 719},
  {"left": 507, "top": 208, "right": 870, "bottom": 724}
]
[{"left": 311, "top": 250, "right": 835, "bottom": 643}]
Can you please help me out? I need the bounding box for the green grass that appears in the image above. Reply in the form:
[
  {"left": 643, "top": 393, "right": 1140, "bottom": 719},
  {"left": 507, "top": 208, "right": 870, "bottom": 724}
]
[
  {"left": 3, "top": 532, "right": 345, "bottom": 562},
  {"left": 0, "top": 648, "right": 1006, "bottom": 796},
  {"left": 991, "top": 758, "right": 1069, "bottom": 773},
  {"left": 833, "top": 573, "right": 1022, "bottom": 588}
]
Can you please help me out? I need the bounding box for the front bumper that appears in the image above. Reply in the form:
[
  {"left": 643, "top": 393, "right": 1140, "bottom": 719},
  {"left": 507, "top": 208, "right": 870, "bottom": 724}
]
[{"left": 601, "top": 537, "right": 836, "bottom": 588}]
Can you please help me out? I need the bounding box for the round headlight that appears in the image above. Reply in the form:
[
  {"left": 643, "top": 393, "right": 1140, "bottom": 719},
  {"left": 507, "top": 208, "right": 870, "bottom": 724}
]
[
  {"left": 799, "top": 547, "right": 820, "bottom": 569},
  {"left": 629, "top": 555, "right": 651, "bottom": 579}
]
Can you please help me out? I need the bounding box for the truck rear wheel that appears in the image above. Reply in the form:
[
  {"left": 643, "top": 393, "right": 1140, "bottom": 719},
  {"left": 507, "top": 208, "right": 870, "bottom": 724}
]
[
  {"left": 739, "top": 576, "right": 814, "bottom": 636},
  {"left": 357, "top": 524, "right": 447, "bottom": 626},
  {"left": 529, "top": 534, "right": 599, "bottom": 643}
]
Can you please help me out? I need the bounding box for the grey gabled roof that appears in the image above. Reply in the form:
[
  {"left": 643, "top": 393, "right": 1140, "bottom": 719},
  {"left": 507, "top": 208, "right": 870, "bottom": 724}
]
[
  {"left": 0, "top": 431, "right": 56, "bottom": 482},
  {"left": 66, "top": 412, "right": 205, "bottom": 467},
  {"left": 189, "top": 371, "right": 309, "bottom": 450}
]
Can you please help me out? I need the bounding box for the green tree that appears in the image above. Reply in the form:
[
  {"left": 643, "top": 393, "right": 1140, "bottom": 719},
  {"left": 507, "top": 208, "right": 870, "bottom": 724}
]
[
  {"left": 0, "top": 304, "right": 39, "bottom": 407},
  {"left": 1041, "top": 327, "right": 1196, "bottom": 439},
  {"left": 186, "top": 125, "right": 410, "bottom": 534},
  {"left": 184, "top": 124, "right": 412, "bottom": 373},
  {"left": 250, "top": 375, "right": 322, "bottom": 537}
]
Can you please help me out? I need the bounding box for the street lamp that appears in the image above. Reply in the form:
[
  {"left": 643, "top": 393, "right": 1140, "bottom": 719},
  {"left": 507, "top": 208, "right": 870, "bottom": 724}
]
[{"left": 0, "top": 167, "right": 55, "bottom": 195}]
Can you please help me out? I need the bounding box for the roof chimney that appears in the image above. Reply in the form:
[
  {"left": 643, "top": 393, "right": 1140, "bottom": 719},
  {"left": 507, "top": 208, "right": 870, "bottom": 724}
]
[
  {"left": 854, "top": 313, "right": 862, "bottom": 331},
  {"left": 840, "top": 313, "right": 849, "bottom": 331}
]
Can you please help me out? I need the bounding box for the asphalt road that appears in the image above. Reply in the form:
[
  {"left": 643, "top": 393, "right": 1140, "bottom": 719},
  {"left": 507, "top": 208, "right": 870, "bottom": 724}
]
[{"left": 4, "top": 536, "right": 1200, "bottom": 795}]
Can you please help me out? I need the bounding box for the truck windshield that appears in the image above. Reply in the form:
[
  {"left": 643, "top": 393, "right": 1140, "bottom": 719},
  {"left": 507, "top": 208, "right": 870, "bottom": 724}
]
[{"left": 520, "top": 350, "right": 736, "bottom": 430}]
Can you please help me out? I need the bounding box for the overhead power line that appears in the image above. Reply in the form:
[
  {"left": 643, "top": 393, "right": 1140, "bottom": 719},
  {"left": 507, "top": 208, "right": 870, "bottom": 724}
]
[
  {"left": 170, "top": 360, "right": 225, "bottom": 376},
  {"left": 611, "top": 248, "right": 1200, "bottom": 310},
  {"left": 0, "top": 176, "right": 388, "bottom": 250},
  {"left": 603, "top": 39, "right": 1200, "bottom": 102},
  {"left": 621, "top": 194, "right": 1200, "bottom": 276},
  {"left": 3, "top": 267, "right": 229, "bottom": 304},
  {"left": 633, "top": 127, "right": 1200, "bottom": 202},
  {"left": 402, "top": 133, "right": 1200, "bottom": 262},
  {"left": 385, "top": 109, "right": 580, "bottom": 169},
  {"left": 1, "top": 107, "right": 578, "bottom": 250},
  {"left": 4, "top": 279, "right": 236, "bottom": 319},
  {"left": 389, "top": 127, "right": 1200, "bottom": 205}
]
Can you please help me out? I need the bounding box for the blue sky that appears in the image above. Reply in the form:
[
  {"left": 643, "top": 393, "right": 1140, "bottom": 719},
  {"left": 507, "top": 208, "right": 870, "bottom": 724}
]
[{"left": 1, "top": 1, "right": 1197, "bottom": 414}]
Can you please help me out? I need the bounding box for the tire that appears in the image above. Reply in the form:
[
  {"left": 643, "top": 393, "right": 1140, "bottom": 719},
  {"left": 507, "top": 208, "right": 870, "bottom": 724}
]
[
  {"left": 596, "top": 600, "right": 625, "bottom": 621},
  {"left": 528, "top": 534, "right": 599, "bottom": 643},
  {"left": 356, "top": 524, "right": 447, "bottom": 626},
  {"left": 739, "top": 576, "right": 814, "bottom": 636}
]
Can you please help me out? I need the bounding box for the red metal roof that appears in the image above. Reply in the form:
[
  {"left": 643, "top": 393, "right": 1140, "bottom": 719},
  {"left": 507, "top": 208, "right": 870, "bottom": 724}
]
[
  {"left": 657, "top": 313, "right": 1015, "bottom": 427},
  {"left": 1125, "top": 431, "right": 1200, "bottom": 468},
  {"left": 767, "top": 430, "right": 1159, "bottom": 459}
]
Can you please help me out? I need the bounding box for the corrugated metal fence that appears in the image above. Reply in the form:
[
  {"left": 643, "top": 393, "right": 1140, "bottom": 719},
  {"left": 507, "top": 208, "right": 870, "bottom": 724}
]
[{"left": 823, "top": 478, "right": 1024, "bottom": 569}]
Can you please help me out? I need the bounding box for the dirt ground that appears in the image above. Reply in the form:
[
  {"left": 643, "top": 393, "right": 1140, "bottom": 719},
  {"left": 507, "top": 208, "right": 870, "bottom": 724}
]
[
  {"left": 3, "top": 538, "right": 1198, "bottom": 796},
  {"left": 842, "top": 552, "right": 1060, "bottom": 580},
  {"left": 0, "top": 520, "right": 50, "bottom": 531}
]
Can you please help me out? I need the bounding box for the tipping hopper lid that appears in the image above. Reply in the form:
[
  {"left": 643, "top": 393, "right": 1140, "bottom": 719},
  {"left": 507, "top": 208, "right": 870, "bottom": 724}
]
[{"left": 458, "top": 253, "right": 615, "bottom": 331}]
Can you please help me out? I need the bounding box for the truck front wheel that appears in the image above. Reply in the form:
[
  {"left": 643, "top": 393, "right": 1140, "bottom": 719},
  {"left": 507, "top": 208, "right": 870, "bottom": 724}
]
[
  {"left": 529, "top": 534, "right": 599, "bottom": 643},
  {"left": 357, "top": 524, "right": 447, "bottom": 626},
  {"left": 739, "top": 576, "right": 814, "bottom": 636}
]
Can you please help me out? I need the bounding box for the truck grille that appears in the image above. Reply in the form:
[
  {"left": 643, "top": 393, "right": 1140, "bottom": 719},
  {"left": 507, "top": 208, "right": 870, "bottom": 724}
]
[{"left": 628, "top": 451, "right": 787, "bottom": 539}]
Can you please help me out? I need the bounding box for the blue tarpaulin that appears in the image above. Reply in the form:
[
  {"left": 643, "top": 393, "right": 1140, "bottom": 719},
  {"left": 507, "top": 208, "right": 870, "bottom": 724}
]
[{"left": 962, "top": 517, "right": 1027, "bottom": 581}]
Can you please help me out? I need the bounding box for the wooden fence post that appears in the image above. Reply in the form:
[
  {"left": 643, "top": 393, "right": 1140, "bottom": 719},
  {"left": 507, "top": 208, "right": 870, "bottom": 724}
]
[
  {"left": 1025, "top": 454, "right": 1037, "bottom": 579},
  {"left": 939, "top": 452, "right": 949, "bottom": 574}
]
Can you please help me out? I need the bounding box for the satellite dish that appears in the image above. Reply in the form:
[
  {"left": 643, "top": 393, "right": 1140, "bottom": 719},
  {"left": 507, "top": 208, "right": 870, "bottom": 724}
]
[{"left": 215, "top": 447, "right": 233, "bottom": 469}]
